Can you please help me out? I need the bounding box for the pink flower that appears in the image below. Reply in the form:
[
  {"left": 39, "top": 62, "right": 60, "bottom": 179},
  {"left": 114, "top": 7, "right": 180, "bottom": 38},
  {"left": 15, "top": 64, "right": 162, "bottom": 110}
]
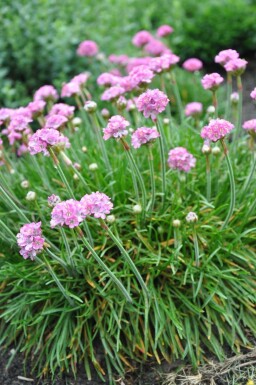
[
  {"left": 28, "top": 128, "right": 70, "bottom": 156},
  {"left": 17, "top": 222, "right": 44, "bottom": 260},
  {"left": 27, "top": 100, "right": 46, "bottom": 117},
  {"left": 61, "top": 82, "right": 80, "bottom": 98},
  {"left": 50, "top": 199, "right": 84, "bottom": 228},
  {"left": 215, "top": 49, "right": 239, "bottom": 65},
  {"left": 185, "top": 102, "right": 203, "bottom": 117},
  {"left": 97, "top": 72, "right": 117, "bottom": 87},
  {"left": 0, "top": 108, "right": 14, "bottom": 126},
  {"left": 224, "top": 58, "right": 248, "bottom": 76},
  {"left": 77, "top": 40, "right": 98, "bottom": 57},
  {"left": 157, "top": 25, "right": 174, "bottom": 37},
  {"left": 48, "top": 194, "right": 61, "bottom": 207},
  {"left": 201, "top": 119, "right": 234, "bottom": 142},
  {"left": 144, "top": 39, "right": 169, "bottom": 56},
  {"left": 201, "top": 73, "right": 224, "bottom": 91},
  {"left": 126, "top": 57, "right": 152, "bottom": 73},
  {"left": 250, "top": 88, "right": 256, "bottom": 100},
  {"left": 148, "top": 53, "right": 180, "bottom": 73},
  {"left": 70, "top": 73, "right": 90, "bottom": 86},
  {"left": 131, "top": 127, "right": 160, "bottom": 148},
  {"left": 34, "top": 85, "right": 58, "bottom": 102},
  {"left": 103, "top": 115, "right": 129, "bottom": 140},
  {"left": 49, "top": 103, "right": 75, "bottom": 119},
  {"left": 17, "top": 144, "right": 29, "bottom": 156},
  {"left": 129, "top": 65, "right": 155, "bottom": 87},
  {"left": 101, "top": 86, "right": 125, "bottom": 101},
  {"left": 108, "top": 54, "right": 129, "bottom": 66},
  {"left": 132, "top": 30, "right": 153, "bottom": 47},
  {"left": 44, "top": 115, "right": 68, "bottom": 130},
  {"left": 136, "top": 89, "right": 169, "bottom": 120},
  {"left": 168, "top": 147, "right": 196, "bottom": 172},
  {"left": 242, "top": 119, "right": 256, "bottom": 133},
  {"left": 183, "top": 58, "right": 203, "bottom": 72},
  {"left": 80, "top": 192, "right": 113, "bottom": 219}
]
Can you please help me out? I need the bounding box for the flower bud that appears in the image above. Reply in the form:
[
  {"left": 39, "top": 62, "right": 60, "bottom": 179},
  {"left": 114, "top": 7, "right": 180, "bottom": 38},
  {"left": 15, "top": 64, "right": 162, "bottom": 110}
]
[
  {"left": 133, "top": 204, "right": 142, "bottom": 214},
  {"left": 48, "top": 194, "right": 61, "bottom": 207},
  {"left": 10, "top": 169, "right": 15, "bottom": 174},
  {"left": 89, "top": 163, "right": 98, "bottom": 171},
  {"left": 21, "top": 180, "right": 29, "bottom": 189},
  {"left": 84, "top": 101, "right": 97, "bottom": 113},
  {"left": 230, "top": 92, "right": 239, "bottom": 104},
  {"left": 116, "top": 96, "right": 127, "bottom": 110},
  {"left": 101, "top": 108, "right": 110, "bottom": 119},
  {"left": 74, "top": 162, "right": 81, "bottom": 170},
  {"left": 163, "top": 118, "right": 170, "bottom": 125},
  {"left": 72, "top": 117, "right": 82, "bottom": 126},
  {"left": 186, "top": 212, "right": 198, "bottom": 223},
  {"left": 82, "top": 146, "right": 87, "bottom": 153},
  {"left": 202, "top": 144, "right": 211, "bottom": 154},
  {"left": 106, "top": 214, "right": 116, "bottom": 224},
  {"left": 207, "top": 106, "right": 215, "bottom": 115},
  {"left": 26, "top": 191, "right": 36, "bottom": 201},
  {"left": 173, "top": 219, "right": 181, "bottom": 228},
  {"left": 73, "top": 173, "right": 79, "bottom": 180},
  {"left": 212, "top": 146, "right": 221, "bottom": 155}
]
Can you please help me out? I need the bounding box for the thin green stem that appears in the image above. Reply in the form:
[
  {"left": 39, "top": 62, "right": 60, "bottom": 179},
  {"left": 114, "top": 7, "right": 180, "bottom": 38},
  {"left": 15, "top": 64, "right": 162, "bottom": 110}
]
[
  {"left": 156, "top": 120, "right": 166, "bottom": 207},
  {"left": 171, "top": 71, "right": 184, "bottom": 123},
  {"left": 225, "top": 73, "right": 232, "bottom": 120},
  {"left": 241, "top": 151, "right": 256, "bottom": 197},
  {"left": 0, "top": 183, "right": 29, "bottom": 222},
  {"left": 192, "top": 227, "right": 200, "bottom": 267},
  {"left": 59, "top": 227, "right": 76, "bottom": 270},
  {"left": 0, "top": 219, "right": 17, "bottom": 241},
  {"left": 221, "top": 140, "right": 236, "bottom": 229},
  {"left": 45, "top": 248, "right": 71, "bottom": 274},
  {"left": 206, "top": 155, "right": 211, "bottom": 201},
  {"left": 147, "top": 145, "right": 155, "bottom": 212},
  {"left": 91, "top": 112, "right": 112, "bottom": 175}
]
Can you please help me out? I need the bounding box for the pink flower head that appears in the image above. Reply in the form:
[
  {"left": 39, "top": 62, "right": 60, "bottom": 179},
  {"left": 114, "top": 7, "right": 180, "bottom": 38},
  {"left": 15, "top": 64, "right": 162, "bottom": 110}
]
[
  {"left": 144, "top": 39, "right": 169, "bottom": 56},
  {"left": 201, "top": 73, "right": 224, "bottom": 91},
  {"left": 34, "top": 85, "right": 58, "bottom": 102},
  {"left": 70, "top": 73, "right": 90, "bottom": 86},
  {"left": 27, "top": 100, "right": 46, "bottom": 117},
  {"left": 201, "top": 118, "right": 234, "bottom": 142},
  {"left": 0, "top": 108, "right": 14, "bottom": 126},
  {"left": 103, "top": 115, "right": 129, "bottom": 140},
  {"left": 157, "top": 25, "right": 174, "bottom": 37},
  {"left": 148, "top": 53, "right": 180, "bottom": 73},
  {"left": 183, "top": 58, "right": 203, "bottom": 72},
  {"left": 129, "top": 65, "right": 155, "bottom": 87},
  {"left": 28, "top": 128, "right": 70, "bottom": 156},
  {"left": 77, "top": 40, "right": 98, "bottom": 57},
  {"left": 17, "top": 144, "right": 29, "bottom": 156},
  {"left": 242, "top": 119, "right": 256, "bottom": 133},
  {"left": 80, "top": 192, "right": 113, "bottom": 219},
  {"left": 44, "top": 114, "right": 68, "bottom": 130},
  {"left": 61, "top": 82, "right": 80, "bottom": 98},
  {"left": 136, "top": 88, "right": 169, "bottom": 120},
  {"left": 108, "top": 54, "right": 129, "bottom": 66},
  {"left": 132, "top": 30, "right": 153, "bottom": 47},
  {"left": 126, "top": 57, "right": 152, "bottom": 73},
  {"left": 168, "top": 147, "right": 196, "bottom": 172},
  {"left": 17, "top": 221, "right": 44, "bottom": 260},
  {"left": 224, "top": 58, "right": 248, "bottom": 76},
  {"left": 97, "top": 72, "right": 117, "bottom": 87},
  {"left": 250, "top": 88, "right": 256, "bottom": 100},
  {"left": 48, "top": 194, "right": 61, "bottom": 207},
  {"left": 50, "top": 199, "right": 84, "bottom": 228},
  {"left": 101, "top": 86, "right": 125, "bottom": 101},
  {"left": 215, "top": 49, "right": 239, "bottom": 65},
  {"left": 185, "top": 102, "right": 203, "bottom": 117},
  {"left": 49, "top": 103, "right": 75, "bottom": 119},
  {"left": 131, "top": 127, "right": 160, "bottom": 148}
]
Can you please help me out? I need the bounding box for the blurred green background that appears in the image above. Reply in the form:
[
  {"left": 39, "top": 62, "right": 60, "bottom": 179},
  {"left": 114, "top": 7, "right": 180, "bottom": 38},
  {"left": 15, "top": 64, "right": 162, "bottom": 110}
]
[{"left": 0, "top": 0, "right": 256, "bottom": 106}]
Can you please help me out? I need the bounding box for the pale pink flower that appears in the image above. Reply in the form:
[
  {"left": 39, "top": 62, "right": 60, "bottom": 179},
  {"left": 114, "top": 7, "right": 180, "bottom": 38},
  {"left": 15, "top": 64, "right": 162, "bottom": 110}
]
[
  {"left": 131, "top": 127, "right": 160, "bottom": 148},
  {"left": 80, "top": 192, "right": 113, "bottom": 219},
  {"left": 132, "top": 30, "right": 153, "bottom": 47},
  {"left": 44, "top": 115, "right": 68, "bottom": 130},
  {"left": 77, "top": 40, "right": 98, "bottom": 57},
  {"left": 182, "top": 58, "right": 203, "bottom": 72},
  {"left": 168, "top": 147, "right": 196, "bottom": 172},
  {"left": 250, "top": 88, "right": 256, "bottom": 100},
  {"left": 27, "top": 100, "right": 46, "bottom": 117},
  {"left": 136, "top": 88, "right": 169, "bottom": 120},
  {"left": 34, "top": 85, "right": 58, "bottom": 102},
  {"left": 101, "top": 86, "right": 125, "bottom": 101},
  {"left": 17, "top": 144, "right": 29, "bottom": 156},
  {"left": 28, "top": 128, "right": 70, "bottom": 156},
  {"left": 117, "top": 76, "right": 137, "bottom": 92},
  {"left": 50, "top": 200, "right": 84, "bottom": 228},
  {"left": 144, "top": 39, "right": 169, "bottom": 56},
  {"left": 148, "top": 53, "right": 180, "bottom": 73},
  {"left": 108, "top": 54, "right": 129, "bottom": 66},
  {"left": 242, "top": 119, "right": 256, "bottom": 133},
  {"left": 103, "top": 115, "right": 129, "bottom": 140},
  {"left": 49, "top": 103, "right": 75, "bottom": 119},
  {"left": 201, "top": 118, "right": 234, "bottom": 142},
  {"left": 185, "top": 102, "right": 203, "bottom": 117},
  {"left": 157, "top": 25, "right": 174, "bottom": 37},
  {"left": 48, "top": 194, "right": 61, "bottom": 207},
  {"left": 97, "top": 72, "right": 117, "bottom": 87},
  {"left": 61, "top": 82, "right": 80, "bottom": 98},
  {"left": 126, "top": 57, "right": 152, "bottom": 73},
  {"left": 230, "top": 92, "right": 239, "bottom": 103},
  {"left": 201, "top": 73, "right": 224, "bottom": 91},
  {"left": 224, "top": 58, "right": 248, "bottom": 75},
  {"left": 70, "top": 73, "right": 90, "bottom": 86},
  {"left": 17, "top": 222, "right": 44, "bottom": 260},
  {"left": 0, "top": 108, "right": 14, "bottom": 126},
  {"left": 215, "top": 49, "right": 239, "bottom": 65},
  {"left": 129, "top": 65, "right": 154, "bottom": 86}
]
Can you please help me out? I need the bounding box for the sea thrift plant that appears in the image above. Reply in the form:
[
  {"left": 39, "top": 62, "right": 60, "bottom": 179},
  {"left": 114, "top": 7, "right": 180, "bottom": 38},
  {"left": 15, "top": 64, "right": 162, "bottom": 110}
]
[
  {"left": 156, "top": 24, "right": 174, "bottom": 37},
  {"left": 76, "top": 40, "right": 99, "bottom": 57},
  {"left": 132, "top": 30, "right": 153, "bottom": 47},
  {"left": 168, "top": 147, "right": 196, "bottom": 172},
  {"left": 136, "top": 88, "right": 169, "bottom": 120},
  {"left": 80, "top": 192, "right": 113, "bottom": 219},
  {"left": 182, "top": 58, "right": 203, "bottom": 72},
  {"left": 17, "top": 222, "right": 45, "bottom": 260},
  {"left": 224, "top": 58, "right": 248, "bottom": 75},
  {"left": 50, "top": 199, "right": 84, "bottom": 228},
  {"left": 28, "top": 128, "right": 70, "bottom": 155},
  {"left": 34, "top": 85, "right": 58, "bottom": 102},
  {"left": 201, "top": 73, "right": 224, "bottom": 90},
  {"left": 185, "top": 102, "right": 203, "bottom": 117},
  {"left": 201, "top": 119, "right": 234, "bottom": 142},
  {"left": 242, "top": 119, "right": 256, "bottom": 134},
  {"left": 103, "top": 115, "right": 129, "bottom": 140},
  {"left": 215, "top": 49, "right": 239, "bottom": 65},
  {"left": 131, "top": 127, "right": 160, "bottom": 148}
]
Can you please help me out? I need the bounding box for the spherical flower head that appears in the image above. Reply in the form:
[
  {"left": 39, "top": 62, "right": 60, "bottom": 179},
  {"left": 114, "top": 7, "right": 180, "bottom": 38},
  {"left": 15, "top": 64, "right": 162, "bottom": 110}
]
[
  {"left": 49, "top": 103, "right": 75, "bottom": 119},
  {"left": 201, "top": 118, "right": 234, "bottom": 142},
  {"left": 80, "top": 192, "right": 113, "bottom": 219},
  {"left": 157, "top": 25, "right": 174, "bottom": 37},
  {"left": 44, "top": 114, "right": 68, "bottom": 130},
  {"left": 172, "top": 219, "right": 181, "bottom": 228},
  {"left": 186, "top": 212, "right": 198, "bottom": 223},
  {"left": 132, "top": 30, "right": 153, "bottom": 47},
  {"left": 212, "top": 146, "right": 221, "bottom": 155},
  {"left": 133, "top": 204, "right": 142, "bottom": 214},
  {"left": 224, "top": 58, "right": 248, "bottom": 76},
  {"left": 0, "top": 108, "right": 14, "bottom": 126},
  {"left": 250, "top": 88, "right": 256, "bottom": 100},
  {"left": 201, "top": 73, "right": 224, "bottom": 91},
  {"left": 97, "top": 72, "right": 117, "bottom": 87},
  {"left": 17, "top": 221, "right": 44, "bottom": 260},
  {"left": 136, "top": 89, "right": 169, "bottom": 120},
  {"left": 108, "top": 54, "right": 129, "bottom": 66},
  {"left": 131, "top": 127, "right": 160, "bottom": 149},
  {"left": 182, "top": 58, "right": 203, "bottom": 72},
  {"left": 34, "top": 85, "right": 58, "bottom": 102},
  {"left": 27, "top": 100, "right": 46, "bottom": 117},
  {"left": 89, "top": 163, "right": 98, "bottom": 171},
  {"left": 129, "top": 65, "right": 154, "bottom": 87},
  {"left": 185, "top": 102, "right": 203, "bottom": 117},
  {"left": 26, "top": 191, "right": 36, "bottom": 201},
  {"left": 101, "top": 108, "right": 110, "bottom": 119},
  {"left": 28, "top": 128, "right": 70, "bottom": 156},
  {"left": 71, "top": 73, "right": 90, "bottom": 86},
  {"left": 168, "top": 147, "right": 196, "bottom": 173},
  {"left": 84, "top": 101, "right": 97, "bottom": 113},
  {"left": 48, "top": 194, "right": 61, "bottom": 207},
  {"left": 61, "top": 82, "right": 80, "bottom": 98},
  {"left": 230, "top": 92, "right": 239, "bottom": 104},
  {"left": 21, "top": 180, "right": 29, "bottom": 189},
  {"left": 148, "top": 53, "right": 180, "bottom": 73},
  {"left": 144, "top": 39, "right": 169, "bottom": 56},
  {"left": 77, "top": 40, "right": 98, "bottom": 57},
  {"left": 126, "top": 57, "right": 152, "bottom": 73},
  {"left": 101, "top": 86, "right": 125, "bottom": 101},
  {"left": 215, "top": 49, "right": 239, "bottom": 65},
  {"left": 242, "top": 119, "right": 256, "bottom": 136},
  {"left": 50, "top": 199, "right": 84, "bottom": 228},
  {"left": 103, "top": 115, "right": 129, "bottom": 140}
]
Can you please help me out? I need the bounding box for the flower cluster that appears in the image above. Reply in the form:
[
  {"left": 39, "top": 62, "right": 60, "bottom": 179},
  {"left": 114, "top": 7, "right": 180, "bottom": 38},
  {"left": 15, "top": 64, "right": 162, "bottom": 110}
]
[
  {"left": 131, "top": 127, "right": 160, "bottom": 148},
  {"left": 182, "top": 58, "right": 203, "bottom": 72},
  {"left": 148, "top": 53, "right": 180, "bottom": 73},
  {"left": 132, "top": 30, "right": 153, "bottom": 47},
  {"left": 34, "top": 85, "right": 58, "bottom": 102},
  {"left": 156, "top": 25, "right": 174, "bottom": 37},
  {"left": 17, "top": 222, "right": 45, "bottom": 260},
  {"left": 201, "top": 119, "right": 234, "bottom": 142},
  {"left": 185, "top": 102, "right": 203, "bottom": 117},
  {"left": 168, "top": 147, "right": 196, "bottom": 172},
  {"left": 80, "top": 192, "right": 113, "bottom": 219},
  {"left": 28, "top": 128, "right": 70, "bottom": 156},
  {"left": 136, "top": 89, "right": 169, "bottom": 120},
  {"left": 103, "top": 115, "right": 129, "bottom": 140},
  {"left": 201, "top": 73, "right": 224, "bottom": 91},
  {"left": 77, "top": 40, "right": 98, "bottom": 57},
  {"left": 242, "top": 119, "right": 256, "bottom": 134},
  {"left": 224, "top": 58, "right": 248, "bottom": 76},
  {"left": 215, "top": 49, "right": 239, "bottom": 65},
  {"left": 101, "top": 86, "right": 125, "bottom": 101}
]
